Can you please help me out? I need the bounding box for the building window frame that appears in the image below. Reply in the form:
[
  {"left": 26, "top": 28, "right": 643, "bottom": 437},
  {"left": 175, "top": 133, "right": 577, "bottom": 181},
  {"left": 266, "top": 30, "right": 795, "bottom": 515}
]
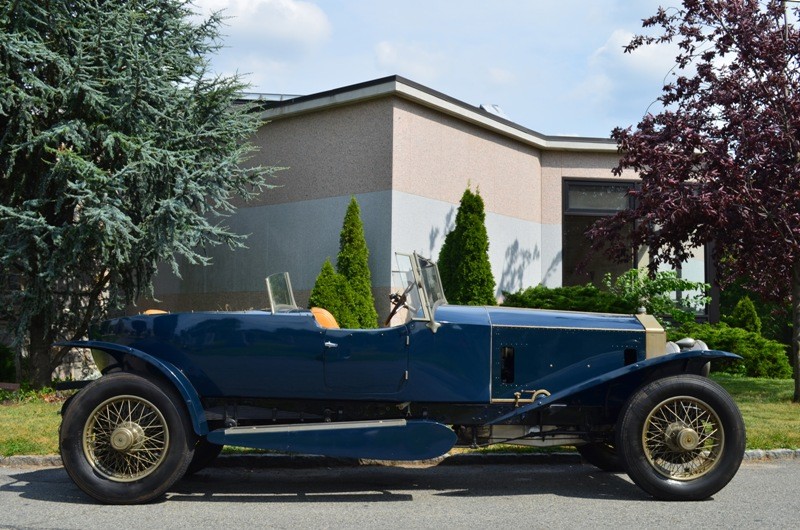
[{"left": 563, "top": 179, "right": 638, "bottom": 216}]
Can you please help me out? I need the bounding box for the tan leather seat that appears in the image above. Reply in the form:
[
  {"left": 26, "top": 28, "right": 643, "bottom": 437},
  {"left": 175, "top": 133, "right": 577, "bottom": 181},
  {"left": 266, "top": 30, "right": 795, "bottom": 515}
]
[{"left": 310, "top": 307, "right": 340, "bottom": 329}]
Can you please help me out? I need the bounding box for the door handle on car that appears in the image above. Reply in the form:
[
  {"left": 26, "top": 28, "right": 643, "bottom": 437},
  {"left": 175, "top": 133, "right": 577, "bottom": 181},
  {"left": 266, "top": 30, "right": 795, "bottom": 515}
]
[{"left": 324, "top": 341, "right": 338, "bottom": 348}]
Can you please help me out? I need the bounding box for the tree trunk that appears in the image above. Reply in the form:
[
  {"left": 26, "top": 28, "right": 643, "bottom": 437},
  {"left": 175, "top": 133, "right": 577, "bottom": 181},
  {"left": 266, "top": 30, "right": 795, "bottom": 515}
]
[
  {"left": 28, "top": 311, "right": 54, "bottom": 388},
  {"left": 793, "top": 261, "right": 800, "bottom": 403}
]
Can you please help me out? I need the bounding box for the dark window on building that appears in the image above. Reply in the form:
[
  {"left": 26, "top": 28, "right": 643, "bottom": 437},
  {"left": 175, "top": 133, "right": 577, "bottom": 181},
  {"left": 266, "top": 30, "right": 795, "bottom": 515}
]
[{"left": 562, "top": 180, "right": 637, "bottom": 287}]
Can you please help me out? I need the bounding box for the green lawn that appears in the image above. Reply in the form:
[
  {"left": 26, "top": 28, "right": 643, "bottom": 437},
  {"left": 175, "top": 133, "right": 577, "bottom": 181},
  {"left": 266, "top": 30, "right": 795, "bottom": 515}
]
[
  {"left": 711, "top": 374, "right": 800, "bottom": 450},
  {"left": 1, "top": 375, "right": 798, "bottom": 457},
  {"left": 0, "top": 398, "right": 62, "bottom": 456}
]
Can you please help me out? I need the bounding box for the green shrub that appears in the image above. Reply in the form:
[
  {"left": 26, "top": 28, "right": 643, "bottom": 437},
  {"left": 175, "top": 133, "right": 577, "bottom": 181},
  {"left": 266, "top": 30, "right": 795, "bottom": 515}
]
[
  {"left": 502, "top": 284, "right": 635, "bottom": 314},
  {"left": 725, "top": 296, "right": 762, "bottom": 335},
  {"left": 438, "top": 187, "right": 496, "bottom": 305},
  {"left": 308, "top": 259, "right": 359, "bottom": 329},
  {"left": 670, "top": 322, "right": 792, "bottom": 379},
  {"left": 337, "top": 197, "right": 378, "bottom": 328},
  {"left": 720, "top": 281, "right": 792, "bottom": 345},
  {"left": 604, "top": 269, "right": 709, "bottom": 326}
]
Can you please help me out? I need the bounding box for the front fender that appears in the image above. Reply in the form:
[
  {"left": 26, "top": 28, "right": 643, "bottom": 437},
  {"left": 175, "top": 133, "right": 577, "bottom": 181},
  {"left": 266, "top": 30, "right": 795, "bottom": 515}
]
[
  {"left": 488, "top": 349, "right": 740, "bottom": 425},
  {"left": 55, "top": 340, "right": 209, "bottom": 436}
]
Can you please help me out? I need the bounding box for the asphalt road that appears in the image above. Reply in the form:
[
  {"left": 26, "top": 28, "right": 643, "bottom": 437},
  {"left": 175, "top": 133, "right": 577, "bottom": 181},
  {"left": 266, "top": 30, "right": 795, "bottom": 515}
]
[{"left": 1, "top": 459, "right": 798, "bottom": 529}]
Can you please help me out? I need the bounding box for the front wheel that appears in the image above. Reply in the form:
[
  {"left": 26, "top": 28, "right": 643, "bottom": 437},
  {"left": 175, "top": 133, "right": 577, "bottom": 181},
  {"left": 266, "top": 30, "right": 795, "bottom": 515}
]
[
  {"left": 59, "top": 372, "right": 196, "bottom": 504},
  {"left": 616, "top": 375, "right": 745, "bottom": 501}
]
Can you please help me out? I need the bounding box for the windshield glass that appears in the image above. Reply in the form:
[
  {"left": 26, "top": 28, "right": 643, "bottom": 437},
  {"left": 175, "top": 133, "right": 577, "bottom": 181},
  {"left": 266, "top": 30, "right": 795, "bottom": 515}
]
[
  {"left": 392, "top": 254, "right": 424, "bottom": 320},
  {"left": 392, "top": 252, "right": 447, "bottom": 325},
  {"left": 417, "top": 255, "right": 447, "bottom": 308},
  {"left": 266, "top": 272, "right": 298, "bottom": 313}
]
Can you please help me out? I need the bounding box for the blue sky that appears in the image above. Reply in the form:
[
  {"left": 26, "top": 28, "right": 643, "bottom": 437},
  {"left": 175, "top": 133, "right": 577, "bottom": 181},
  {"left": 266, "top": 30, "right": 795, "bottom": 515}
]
[{"left": 192, "top": 0, "right": 682, "bottom": 138}]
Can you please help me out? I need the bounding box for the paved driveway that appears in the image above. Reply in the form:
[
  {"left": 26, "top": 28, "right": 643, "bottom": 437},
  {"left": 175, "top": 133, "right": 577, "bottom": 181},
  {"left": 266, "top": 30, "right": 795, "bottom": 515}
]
[{"left": 1, "top": 460, "right": 798, "bottom": 528}]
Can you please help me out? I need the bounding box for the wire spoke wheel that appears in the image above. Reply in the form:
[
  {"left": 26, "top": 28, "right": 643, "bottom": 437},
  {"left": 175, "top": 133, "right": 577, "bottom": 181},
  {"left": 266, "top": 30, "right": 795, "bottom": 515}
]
[
  {"left": 60, "top": 372, "right": 195, "bottom": 504},
  {"left": 617, "top": 375, "right": 745, "bottom": 501},
  {"left": 83, "top": 395, "right": 170, "bottom": 481},
  {"left": 642, "top": 396, "right": 722, "bottom": 481}
]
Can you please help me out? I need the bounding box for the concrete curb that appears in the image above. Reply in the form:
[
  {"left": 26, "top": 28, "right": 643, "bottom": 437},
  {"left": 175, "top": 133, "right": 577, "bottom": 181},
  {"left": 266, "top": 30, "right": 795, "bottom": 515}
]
[{"left": 2, "top": 449, "right": 799, "bottom": 469}]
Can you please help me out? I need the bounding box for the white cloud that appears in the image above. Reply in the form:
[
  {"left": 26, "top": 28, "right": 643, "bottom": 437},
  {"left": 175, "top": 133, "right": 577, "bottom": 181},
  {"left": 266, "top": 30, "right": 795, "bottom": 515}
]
[
  {"left": 569, "top": 72, "right": 614, "bottom": 107},
  {"left": 566, "top": 28, "right": 681, "bottom": 112},
  {"left": 224, "top": 55, "right": 291, "bottom": 91},
  {"left": 591, "top": 29, "right": 680, "bottom": 81},
  {"left": 193, "top": 0, "right": 331, "bottom": 48},
  {"left": 374, "top": 41, "right": 445, "bottom": 82},
  {"left": 488, "top": 67, "right": 516, "bottom": 85}
]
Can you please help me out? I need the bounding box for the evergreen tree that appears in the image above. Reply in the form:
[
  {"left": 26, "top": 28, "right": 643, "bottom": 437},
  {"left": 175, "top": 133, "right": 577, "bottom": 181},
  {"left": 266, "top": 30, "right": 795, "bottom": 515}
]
[
  {"left": 438, "top": 187, "right": 496, "bottom": 305},
  {"left": 336, "top": 197, "right": 378, "bottom": 328},
  {"left": 726, "top": 296, "right": 763, "bottom": 335},
  {"left": 0, "top": 0, "right": 275, "bottom": 386},
  {"left": 308, "top": 259, "right": 358, "bottom": 329}
]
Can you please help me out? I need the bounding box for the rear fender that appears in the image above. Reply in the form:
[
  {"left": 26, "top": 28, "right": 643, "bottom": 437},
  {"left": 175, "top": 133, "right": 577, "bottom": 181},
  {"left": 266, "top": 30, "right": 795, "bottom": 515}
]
[
  {"left": 488, "top": 350, "right": 740, "bottom": 425},
  {"left": 55, "top": 340, "right": 209, "bottom": 436}
]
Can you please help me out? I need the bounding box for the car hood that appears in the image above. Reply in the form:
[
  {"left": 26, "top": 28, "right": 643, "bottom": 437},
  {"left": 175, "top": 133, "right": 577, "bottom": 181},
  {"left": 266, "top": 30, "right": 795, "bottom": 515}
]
[{"left": 434, "top": 304, "right": 645, "bottom": 332}]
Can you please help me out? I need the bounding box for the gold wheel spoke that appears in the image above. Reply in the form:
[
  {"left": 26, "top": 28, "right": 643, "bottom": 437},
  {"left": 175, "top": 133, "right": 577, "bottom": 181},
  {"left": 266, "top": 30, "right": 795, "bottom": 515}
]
[
  {"left": 643, "top": 395, "right": 724, "bottom": 481},
  {"left": 82, "top": 394, "right": 170, "bottom": 482}
]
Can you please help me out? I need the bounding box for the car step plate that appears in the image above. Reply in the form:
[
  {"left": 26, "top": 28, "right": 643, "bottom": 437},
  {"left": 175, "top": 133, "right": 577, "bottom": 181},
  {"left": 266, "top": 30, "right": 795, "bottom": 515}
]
[{"left": 206, "top": 419, "right": 456, "bottom": 461}]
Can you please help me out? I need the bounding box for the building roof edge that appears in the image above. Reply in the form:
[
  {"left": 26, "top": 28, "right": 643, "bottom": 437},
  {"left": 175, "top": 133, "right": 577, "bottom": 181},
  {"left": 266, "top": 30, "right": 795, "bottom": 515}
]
[{"left": 258, "top": 76, "right": 618, "bottom": 153}]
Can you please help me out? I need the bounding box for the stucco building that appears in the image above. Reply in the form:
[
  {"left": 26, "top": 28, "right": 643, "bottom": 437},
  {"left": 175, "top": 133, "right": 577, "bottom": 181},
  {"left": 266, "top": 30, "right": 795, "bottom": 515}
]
[{"left": 150, "top": 75, "right": 707, "bottom": 315}]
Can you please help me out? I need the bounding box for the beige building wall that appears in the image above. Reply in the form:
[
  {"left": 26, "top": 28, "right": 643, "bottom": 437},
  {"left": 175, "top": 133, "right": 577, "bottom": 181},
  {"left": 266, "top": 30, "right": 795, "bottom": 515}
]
[
  {"left": 245, "top": 98, "right": 395, "bottom": 206},
  {"left": 150, "top": 99, "right": 398, "bottom": 312},
  {"left": 392, "top": 99, "right": 541, "bottom": 222},
  {"left": 147, "top": 77, "right": 640, "bottom": 313},
  {"left": 389, "top": 98, "right": 546, "bottom": 293}
]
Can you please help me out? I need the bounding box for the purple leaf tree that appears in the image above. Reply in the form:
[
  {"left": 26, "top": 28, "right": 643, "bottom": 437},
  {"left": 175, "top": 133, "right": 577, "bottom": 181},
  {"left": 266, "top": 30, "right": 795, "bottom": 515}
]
[{"left": 590, "top": 0, "right": 800, "bottom": 400}]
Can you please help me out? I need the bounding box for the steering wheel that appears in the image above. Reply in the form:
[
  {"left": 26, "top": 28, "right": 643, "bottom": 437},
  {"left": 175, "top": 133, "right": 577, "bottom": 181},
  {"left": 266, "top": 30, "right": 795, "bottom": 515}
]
[{"left": 384, "top": 280, "right": 417, "bottom": 326}]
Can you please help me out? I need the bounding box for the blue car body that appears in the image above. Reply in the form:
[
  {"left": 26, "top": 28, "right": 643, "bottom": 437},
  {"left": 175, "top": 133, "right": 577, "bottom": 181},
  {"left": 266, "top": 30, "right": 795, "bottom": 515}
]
[{"left": 57, "top": 253, "right": 745, "bottom": 504}]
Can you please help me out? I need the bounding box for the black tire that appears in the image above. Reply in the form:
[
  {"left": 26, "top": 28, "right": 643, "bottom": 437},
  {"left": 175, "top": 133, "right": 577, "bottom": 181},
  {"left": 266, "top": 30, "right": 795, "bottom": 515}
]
[
  {"left": 616, "top": 375, "right": 745, "bottom": 501},
  {"left": 577, "top": 441, "right": 623, "bottom": 472},
  {"left": 59, "top": 372, "right": 196, "bottom": 504},
  {"left": 185, "top": 436, "right": 223, "bottom": 475}
]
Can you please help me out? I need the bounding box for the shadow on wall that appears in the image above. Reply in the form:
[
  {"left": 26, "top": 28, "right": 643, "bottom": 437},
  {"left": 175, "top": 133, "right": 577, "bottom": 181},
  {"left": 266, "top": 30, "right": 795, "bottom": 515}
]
[
  {"left": 542, "top": 251, "right": 563, "bottom": 288},
  {"left": 497, "top": 240, "right": 539, "bottom": 297},
  {"left": 428, "top": 206, "right": 456, "bottom": 258}
]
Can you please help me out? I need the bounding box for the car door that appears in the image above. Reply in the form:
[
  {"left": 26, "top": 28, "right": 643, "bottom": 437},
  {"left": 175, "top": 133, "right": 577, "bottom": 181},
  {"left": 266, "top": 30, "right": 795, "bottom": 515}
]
[{"left": 322, "top": 326, "right": 409, "bottom": 394}]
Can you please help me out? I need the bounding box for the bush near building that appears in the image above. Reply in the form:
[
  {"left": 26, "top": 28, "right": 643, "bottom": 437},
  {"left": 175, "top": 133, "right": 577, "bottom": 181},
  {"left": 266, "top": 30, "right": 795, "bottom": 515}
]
[
  {"left": 308, "top": 259, "right": 359, "bottom": 329},
  {"left": 724, "top": 296, "right": 763, "bottom": 335},
  {"left": 309, "top": 197, "right": 377, "bottom": 329},
  {"left": 336, "top": 197, "right": 378, "bottom": 328},
  {"left": 438, "top": 187, "right": 496, "bottom": 306},
  {"left": 670, "top": 322, "right": 792, "bottom": 379},
  {"left": 502, "top": 284, "right": 635, "bottom": 314},
  {"left": 502, "top": 268, "right": 707, "bottom": 326}
]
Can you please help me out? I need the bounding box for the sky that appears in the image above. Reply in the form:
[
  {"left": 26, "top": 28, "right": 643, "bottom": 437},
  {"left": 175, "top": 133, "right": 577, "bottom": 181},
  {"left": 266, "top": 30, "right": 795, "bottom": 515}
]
[{"left": 191, "top": 0, "right": 684, "bottom": 139}]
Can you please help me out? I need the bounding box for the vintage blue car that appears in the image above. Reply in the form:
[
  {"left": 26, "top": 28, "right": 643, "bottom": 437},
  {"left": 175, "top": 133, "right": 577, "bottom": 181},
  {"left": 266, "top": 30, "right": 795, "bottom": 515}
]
[{"left": 57, "top": 253, "right": 745, "bottom": 504}]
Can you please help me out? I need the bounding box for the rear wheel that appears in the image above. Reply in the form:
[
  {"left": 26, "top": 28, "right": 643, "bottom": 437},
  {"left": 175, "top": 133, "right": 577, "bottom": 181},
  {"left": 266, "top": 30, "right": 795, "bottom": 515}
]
[
  {"left": 59, "top": 372, "right": 196, "bottom": 504},
  {"left": 616, "top": 375, "right": 745, "bottom": 501}
]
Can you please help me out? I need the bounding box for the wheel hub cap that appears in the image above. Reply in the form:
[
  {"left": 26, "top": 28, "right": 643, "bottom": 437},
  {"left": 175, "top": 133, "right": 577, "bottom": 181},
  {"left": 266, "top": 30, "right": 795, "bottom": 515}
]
[
  {"left": 110, "top": 422, "right": 145, "bottom": 453},
  {"left": 665, "top": 423, "right": 700, "bottom": 451}
]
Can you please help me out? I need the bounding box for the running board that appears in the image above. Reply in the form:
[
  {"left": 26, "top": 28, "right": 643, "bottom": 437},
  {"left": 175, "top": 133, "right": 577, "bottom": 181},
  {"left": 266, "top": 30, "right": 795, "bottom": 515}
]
[{"left": 206, "top": 419, "right": 457, "bottom": 461}]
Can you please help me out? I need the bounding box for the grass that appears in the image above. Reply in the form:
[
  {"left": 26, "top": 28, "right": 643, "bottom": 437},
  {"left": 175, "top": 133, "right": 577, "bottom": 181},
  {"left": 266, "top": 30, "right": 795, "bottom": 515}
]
[
  {"left": 711, "top": 373, "right": 800, "bottom": 450},
  {"left": 0, "top": 397, "right": 63, "bottom": 456},
  {"left": 0, "top": 375, "right": 798, "bottom": 457}
]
